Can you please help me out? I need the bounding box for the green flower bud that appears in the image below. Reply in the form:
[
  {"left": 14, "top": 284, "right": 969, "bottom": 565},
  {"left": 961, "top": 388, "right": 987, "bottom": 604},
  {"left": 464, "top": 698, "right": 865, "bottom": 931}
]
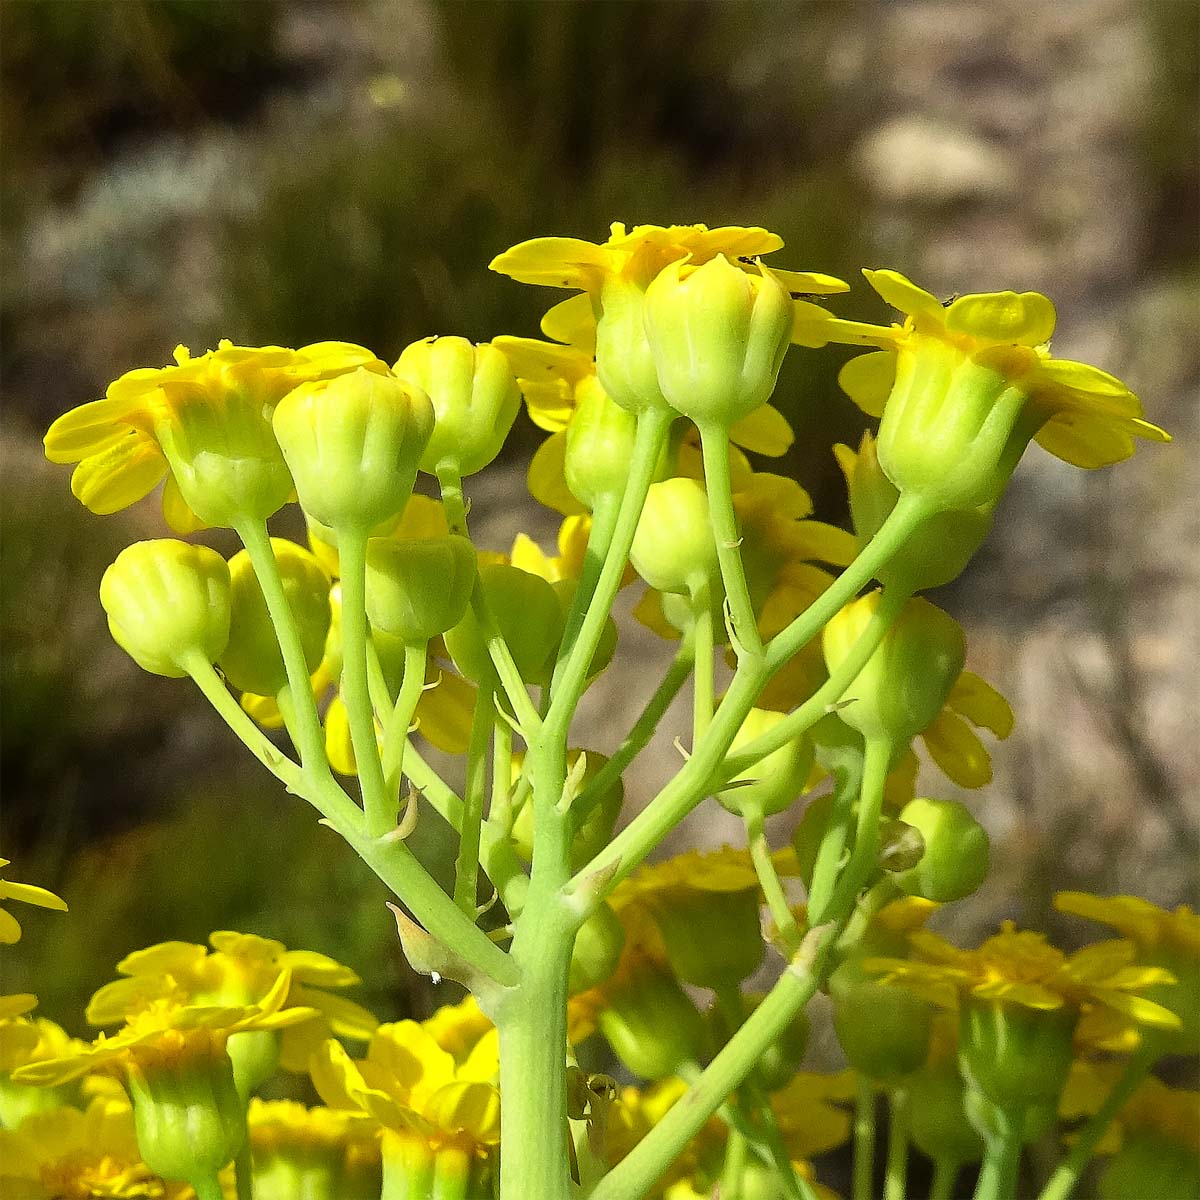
[
  {"left": 892, "top": 798, "right": 990, "bottom": 902},
  {"left": 823, "top": 593, "right": 965, "bottom": 743},
  {"left": 838, "top": 433, "right": 995, "bottom": 593},
  {"left": 876, "top": 337, "right": 1047, "bottom": 512},
  {"left": 393, "top": 336, "right": 522, "bottom": 477},
  {"left": 563, "top": 376, "right": 640, "bottom": 508},
  {"left": 272, "top": 368, "right": 433, "bottom": 532},
  {"left": 1100, "top": 1133, "right": 1200, "bottom": 1200},
  {"left": 155, "top": 393, "right": 294, "bottom": 528},
  {"left": 644, "top": 255, "right": 794, "bottom": 427},
  {"left": 830, "top": 959, "right": 933, "bottom": 1081},
  {"left": 718, "top": 708, "right": 815, "bottom": 818},
  {"left": 220, "top": 539, "right": 331, "bottom": 695},
  {"left": 100, "top": 539, "right": 231, "bottom": 677},
  {"left": 908, "top": 1062, "right": 985, "bottom": 1167},
  {"left": 227, "top": 1028, "right": 279, "bottom": 1100},
  {"left": 442, "top": 562, "right": 563, "bottom": 685},
  {"left": 597, "top": 961, "right": 708, "bottom": 1078},
  {"left": 569, "top": 903, "right": 626, "bottom": 993},
  {"left": 648, "top": 886, "right": 763, "bottom": 989},
  {"left": 365, "top": 535, "right": 477, "bottom": 643},
  {"left": 631, "top": 477, "right": 720, "bottom": 596},
  {"left": 959, "top": 998, "right": 1076, "bottom": 1111},
  {"left": 594, "top": 275, "right": 670, "bottom": 415},
  {"left": 127, "top": 1038, "right": 246, "bottom": 1185}
]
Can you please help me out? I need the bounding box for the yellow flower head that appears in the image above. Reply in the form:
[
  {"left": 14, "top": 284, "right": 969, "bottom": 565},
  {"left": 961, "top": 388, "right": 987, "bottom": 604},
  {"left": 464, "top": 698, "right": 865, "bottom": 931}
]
[
  {"left": 310, "top": 1020, "right": 500, "bottom": 1153},
  {"left": 44, "top": 340, "right": 385, "bottom": 531},
  {"left": 869, "top": 922, "right": 1182, "bottom": 1031},
  {"left": 0, "top": 859, "right": 68, "bottom": 944},
  {"left": 1054, "top": 893, "right": 1200, "bottom": 960},
  {"left": 814, "top": 269, "right": 1169, "bottom": 476},
  {"left": 84, "top": 931, "right": 378, "bottom": 1072},
  {"left": 248, "top": 1096, "right": 380, "bottom": 1159},
  {"left": 0, "top": 1094, "right": 185, "bottom": 1200},
  {"left": 13, "top": 971, "right": 314, "bottom": 1088}
]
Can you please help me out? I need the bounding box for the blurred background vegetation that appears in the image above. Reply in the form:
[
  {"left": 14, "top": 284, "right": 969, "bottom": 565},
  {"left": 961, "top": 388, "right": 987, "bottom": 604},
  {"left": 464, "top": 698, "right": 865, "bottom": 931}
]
[{"left": 1, "top": 0, "right": 1196, "bottom": 1146}]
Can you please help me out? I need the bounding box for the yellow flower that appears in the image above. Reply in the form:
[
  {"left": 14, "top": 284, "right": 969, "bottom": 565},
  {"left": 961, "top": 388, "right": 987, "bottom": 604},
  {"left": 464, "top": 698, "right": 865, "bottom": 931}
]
[
  {"left": 0, "top": 859, "right": 67, "bottom": 944},
  {"left": 771, "top": 1069, "right": 857, "bottom": 1159},
  {"left": 44, "top": 340, "right": 385, "bottom": 531},
  {"left": 13, "top": 972, "right": 313, "bottom": 1090},
  {"left": 492, "top": 222, "right": 846, "bottom": 416},
  {"left": 0, "top": 1094, "right": 185, "bottom": 1200},
  {"left": 311, "top": 1021, "right": 500, "bottom": 1193},
  {"left": 490, "top": 221, "right": 841, "bottom": 299},
  {"left": 812, "top": 269, "right": 1169, "bottom": 473},
  {"left": 85, "top": 932, "right": 378, "bottom": 1076},
  {"left": 869, "top": 922, "right": 1181, "bottom": 1030},
  {"left": 1055, "top": 892, "right": 1200, "bottom": 1052},
  {"left": 419, "top": 996, "right": 496, "bottom": 1064}
]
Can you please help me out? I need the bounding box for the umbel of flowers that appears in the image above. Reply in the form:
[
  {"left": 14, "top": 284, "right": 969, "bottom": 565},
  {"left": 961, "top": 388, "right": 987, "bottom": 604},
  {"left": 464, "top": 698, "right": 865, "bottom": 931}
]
[{"left": 12, "top": 220, "right": 1185, "bottom": 1200}]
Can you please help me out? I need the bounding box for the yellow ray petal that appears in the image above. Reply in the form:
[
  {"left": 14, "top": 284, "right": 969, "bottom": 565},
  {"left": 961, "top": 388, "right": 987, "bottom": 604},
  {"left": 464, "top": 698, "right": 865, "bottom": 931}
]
[
  {"left": 729, "top": 404, "right": 795, "bottom": 456},
  {"left": 945, "top": 290, "right": 1056, "bottom": 346},
  {"left": 69, "top": 435, "right": 167, "bottom": 515},
  {"left": 947, "top": 671, "right": 1014, "bottom": 738},
  {"left": 922, "top": 709, "right": 992, "bottom": 788},
  {"left": 837, "top": 350, "right": 897, "bottom": 418}
]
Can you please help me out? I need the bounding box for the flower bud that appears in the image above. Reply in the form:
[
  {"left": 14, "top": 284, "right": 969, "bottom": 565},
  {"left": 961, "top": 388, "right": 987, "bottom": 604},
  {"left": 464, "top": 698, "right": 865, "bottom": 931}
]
[
  {"left": 273, "top": 368, "right": 433, "bottom": 532},
  {"left": 563, "top": 376, "right": 641, "bottom": 508},
  {"left": 892, "top": 798, "right": 990, "bottom": 902},
  {"left": 126, "top": 1035, "right": 247, "bottom": 1185},
  {"left": 959, "top": 998, "right": 1077, "bottom": 1111},
  {"left": 100, "top": 540, "right": 231, "bottom": 677},
  {"left": 393, "top": 337, "right": 522, "bottom": 477},
  {"left": 718, "top": 708, "right": 815, "bottom": 818},
  {"left": 365, "top": 535, "right": 477, "bottom": 643},
  {"left": 875, "top": 334, "right": 1049, "bottom": 512},
  {"left": 648, "top": 886, "right": 763, "bottom": 989},
  {"left": 823, "top": 593, "right": 965, "bottom": 743},
  {"left": 631, "top": 477, "right": 720, "bottom": 596},
  {"left": 644, "top": 255, "right": 793, "bottom": 427},
  {"left": 597, "top": 961, "right": 708, "bottom": 1078},
  {"left": 594, "top": 276, "right": 670, "bottom": 415},
  {"left": 837, "top": 433, "right": 995, "bottom": 593},
  {"left": 908, "top": 1062, "right": 985, "bottom": 1167},
  {"left": 568, "top": 903, "right": 626, "bottom": 994},
  {"left": 442, "top": 562, "right": 564, "bottom": 685},
  {"left": 220, "top": 540, "right": 332, "bottom": 696},
  {"left": 830, "top": 959, "right": 933, "bottom": 1081}
]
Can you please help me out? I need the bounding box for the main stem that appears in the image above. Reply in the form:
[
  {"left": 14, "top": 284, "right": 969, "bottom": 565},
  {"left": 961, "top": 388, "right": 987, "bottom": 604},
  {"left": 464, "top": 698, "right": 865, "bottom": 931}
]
[{"left": 853, "top": 1076, "right": 877, "bottom": 1200}]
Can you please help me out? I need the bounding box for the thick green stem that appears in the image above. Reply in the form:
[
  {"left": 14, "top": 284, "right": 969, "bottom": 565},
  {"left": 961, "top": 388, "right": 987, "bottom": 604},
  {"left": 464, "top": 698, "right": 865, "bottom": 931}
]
[
  {"left": 337, "top": 525, "right": 394, "bottom": 837},
  {"left": 884, "top": 1087, "right": 910, "bottom": 1200},
  {"left": 744, "top": 801, "right": 802, "bottom": 954},
  {"left": 496, "top": 898, "right": 576, "bottom": 1200},
  {"left": 588, "top": 927, "right": 836, "bottom": 1200},
  {"left": 234, "top": 1140, "right": 253, "bottom": 1200},
  {"left": 454, "top": 684, "right": 495, "bottom": 914},
  {"left": 1037, "top": 1048, "right": 1155, "bottom": 1200},
  {"left": 233, "top": 518, "right": 330, "bottom": 774},
  {"left": 547, "top": 407, "right": 673, "bottom": 726},
  {"left": 720, "top": 1128, "right": 750, "bottom": 1199},
  {"left": 698, "top": 422, "right": 763, "bottom": 658},
  {"left": 382, "top": 639, "right": 429, "bottom": 800},
  {"left": 853, "top": 1076, "right": 877, "bottom": 1200}
]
